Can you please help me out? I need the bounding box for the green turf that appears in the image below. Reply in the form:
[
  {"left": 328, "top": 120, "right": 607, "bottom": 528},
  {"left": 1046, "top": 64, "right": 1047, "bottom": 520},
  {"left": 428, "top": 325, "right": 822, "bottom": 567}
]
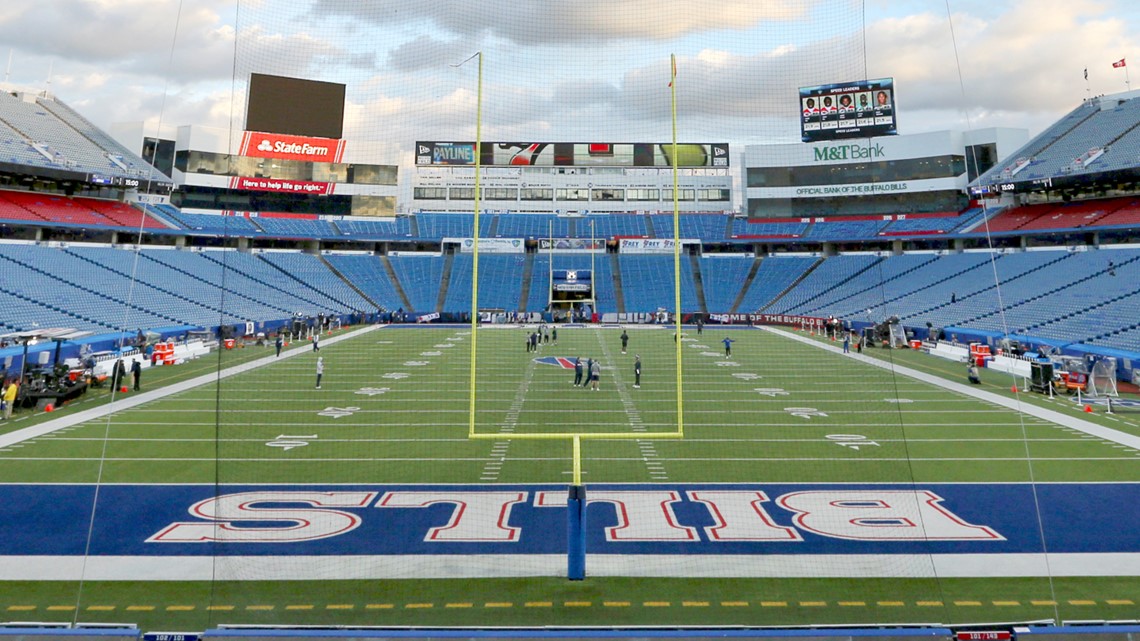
[{"left": 1, "top": 324, "right": 1138, "bottom": 628}]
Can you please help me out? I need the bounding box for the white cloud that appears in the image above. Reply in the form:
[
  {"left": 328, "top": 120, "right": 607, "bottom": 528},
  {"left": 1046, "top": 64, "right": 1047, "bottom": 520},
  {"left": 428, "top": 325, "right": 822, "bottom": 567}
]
[
  {"left": 865, "top": 0, "right": 1134, "bottom": 122},
  {"left": 311, "top": 0, "right": 821, "bottom": 44}
]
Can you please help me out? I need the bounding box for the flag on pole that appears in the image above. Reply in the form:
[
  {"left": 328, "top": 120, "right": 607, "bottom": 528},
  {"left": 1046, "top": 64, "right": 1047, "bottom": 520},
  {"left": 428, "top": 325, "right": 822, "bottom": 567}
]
[
  {"left": 1112, "top": 58, "right": 1127, "bottom": 68},
  {"left": 668, "top": 55, "right": 676, "bottom": 88}
]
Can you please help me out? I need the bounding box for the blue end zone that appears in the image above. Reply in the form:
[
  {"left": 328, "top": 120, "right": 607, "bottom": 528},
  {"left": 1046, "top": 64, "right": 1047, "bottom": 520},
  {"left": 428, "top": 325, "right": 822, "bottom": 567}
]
[{"left": 0, "top": 483, "right": 1137, "bottom": 557}]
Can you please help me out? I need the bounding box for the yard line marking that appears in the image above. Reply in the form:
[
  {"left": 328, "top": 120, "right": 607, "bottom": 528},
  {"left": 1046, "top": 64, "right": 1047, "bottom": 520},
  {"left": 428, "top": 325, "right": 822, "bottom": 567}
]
[
  {"left": 0, "top": 325, "right": 381, "bottom": 449},
  {"left": 598, "top": 335, "right": 667, "bottom": 480},
  {"left": 478, "top": 348, "right": 539, "bottom": 481},
  {"left": 763, "top": 327, "right": 1140, "bottom": 450},
  {"left": 2, "top": 454, "right": 1136, "bottom": 463}
]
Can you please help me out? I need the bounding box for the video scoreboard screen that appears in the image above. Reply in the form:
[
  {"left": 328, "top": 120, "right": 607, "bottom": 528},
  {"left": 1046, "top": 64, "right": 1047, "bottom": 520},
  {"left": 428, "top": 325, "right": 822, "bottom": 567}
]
[
  {"left": 416, "top": 142, "right": 728, "bottom": 167},
  {"left": 799, "top": 78, "right": 897, "bottom": 143}
]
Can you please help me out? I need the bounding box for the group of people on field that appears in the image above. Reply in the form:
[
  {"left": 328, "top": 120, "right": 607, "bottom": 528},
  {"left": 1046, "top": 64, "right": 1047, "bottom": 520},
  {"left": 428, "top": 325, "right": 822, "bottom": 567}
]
[{"left": 524, "top": 325, "right": 557, "bottom": 352}]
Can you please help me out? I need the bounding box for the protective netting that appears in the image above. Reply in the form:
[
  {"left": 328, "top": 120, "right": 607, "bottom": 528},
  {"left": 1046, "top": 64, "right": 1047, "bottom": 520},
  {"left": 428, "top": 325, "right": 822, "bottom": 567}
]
[{"left": 8, "top": 0, "right": 1139, "bottom": 631}]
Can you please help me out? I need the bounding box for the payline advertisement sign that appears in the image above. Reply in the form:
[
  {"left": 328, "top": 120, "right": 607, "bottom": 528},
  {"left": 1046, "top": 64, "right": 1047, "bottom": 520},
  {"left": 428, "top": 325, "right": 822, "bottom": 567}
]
[
  {"left": 417, "top": 142, "right": 729, "bottom": 168},
  {"left": 240, "top": 131, "right": 347, "bottom": 164}
]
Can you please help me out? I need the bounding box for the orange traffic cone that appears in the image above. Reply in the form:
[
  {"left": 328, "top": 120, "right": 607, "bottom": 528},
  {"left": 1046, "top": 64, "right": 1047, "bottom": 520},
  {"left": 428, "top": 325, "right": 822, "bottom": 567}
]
[{"left": 1084, "top": 405, "right": 1093, "bottom": 413}]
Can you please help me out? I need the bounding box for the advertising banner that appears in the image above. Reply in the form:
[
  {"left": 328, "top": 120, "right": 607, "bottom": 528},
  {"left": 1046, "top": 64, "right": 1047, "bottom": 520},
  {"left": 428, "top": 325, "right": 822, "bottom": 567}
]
[
  {"left": 416, "top": 141, "right": 728, "bottom": 167},
  {"left": 239, "top": 131, "right": 346, "bottom": 163},
  {"left": 229, "top": 176, "right": 334, "bottom": 195},
  {"left": 449, "top": 238, "right": 525, "bottom": 254},
  {"left": 709, "top": 313, "right": 827, "bottom": 326},
  {"left": 619, "top": 238, "right": 699, "bottom": 253},
  {"left": 538, "top": 238, "right": 606, "bottom": 252}
]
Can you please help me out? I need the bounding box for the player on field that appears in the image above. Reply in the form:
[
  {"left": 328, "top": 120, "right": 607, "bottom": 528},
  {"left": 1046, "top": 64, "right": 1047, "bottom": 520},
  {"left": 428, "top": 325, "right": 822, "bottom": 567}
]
[
  {"left": 723, "top": 336, "right": 735, "bottom": 358},
  {"left": 633, "top": 355, "right": 641, "bottom": 388},
  {"left": 589, "top": 359, "right": 601, "bottom": 391},
  {"left": 315, "top": 356, "right": 324, "bottom": 389},
  {"left": 573, "top": 357, "right": 583, "bottom": 387},
  {"left": 620, "top": 330, "right": 629, "bottom": 354}
]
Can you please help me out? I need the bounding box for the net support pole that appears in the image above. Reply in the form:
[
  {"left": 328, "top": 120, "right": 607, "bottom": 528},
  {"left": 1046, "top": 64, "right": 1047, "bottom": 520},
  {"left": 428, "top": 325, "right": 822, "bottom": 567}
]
[{"left": 567, "top": 436, "right": 586, "bottom": 580}]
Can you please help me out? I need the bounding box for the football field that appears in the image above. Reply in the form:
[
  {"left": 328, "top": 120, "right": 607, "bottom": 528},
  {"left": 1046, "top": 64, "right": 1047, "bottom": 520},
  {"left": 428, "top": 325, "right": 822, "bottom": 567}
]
[{"left": 1, "top": 324, "right": 1139, "bottom": 628}]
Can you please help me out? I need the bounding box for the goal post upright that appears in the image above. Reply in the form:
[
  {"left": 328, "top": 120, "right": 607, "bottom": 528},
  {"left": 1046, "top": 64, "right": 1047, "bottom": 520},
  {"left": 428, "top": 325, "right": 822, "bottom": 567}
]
[
  {"left": 670, "top": 53, "right": 685, "bottom": 438},
  {"left": 466, "top": 51, "right": 483, "bottom": 440}
]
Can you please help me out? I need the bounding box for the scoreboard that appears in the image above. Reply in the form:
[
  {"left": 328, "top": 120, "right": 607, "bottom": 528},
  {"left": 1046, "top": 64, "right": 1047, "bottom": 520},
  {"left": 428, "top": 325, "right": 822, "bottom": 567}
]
[{"left": 800, "top": 78, "right": 897, "bottom": 143}]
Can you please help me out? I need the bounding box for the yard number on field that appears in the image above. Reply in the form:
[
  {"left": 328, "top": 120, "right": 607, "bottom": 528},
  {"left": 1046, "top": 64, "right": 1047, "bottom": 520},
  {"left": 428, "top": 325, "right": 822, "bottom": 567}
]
[
  {"left": 826, "top": 434, "right": 880, "bottom": 450},
  {"left": 318, "top": 406, "right": 360, "bottom": 419},
  {"left": 785, "top": 407, "right": 827, "bottom": 419},
  {"left": 267, "top": 434, "right": 318, "bottom": 450}
]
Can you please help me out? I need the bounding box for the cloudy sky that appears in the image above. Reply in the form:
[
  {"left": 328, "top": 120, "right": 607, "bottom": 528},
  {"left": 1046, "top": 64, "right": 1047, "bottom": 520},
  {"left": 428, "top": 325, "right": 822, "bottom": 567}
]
[{"left": 0, "top": 0, "right": 1136, "bottom": 158}]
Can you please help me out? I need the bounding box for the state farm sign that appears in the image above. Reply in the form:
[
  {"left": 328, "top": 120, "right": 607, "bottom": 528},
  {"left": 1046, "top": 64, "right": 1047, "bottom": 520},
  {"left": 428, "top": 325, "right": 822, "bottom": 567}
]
[{"left": 239, "top": 131, "right": 346, "bottom": 163}]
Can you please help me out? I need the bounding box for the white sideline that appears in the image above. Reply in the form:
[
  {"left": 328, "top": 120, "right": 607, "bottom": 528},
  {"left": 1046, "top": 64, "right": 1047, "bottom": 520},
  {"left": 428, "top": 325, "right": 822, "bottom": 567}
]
[
  {"left": 760, "top": 326, "right": 1140, "bottom": 450},
  {"left": 0, "top": 324, "right": 382, "bottom": 449},
  {"left": 2, "top": 552, "right": 1139, "bottom": 580}
]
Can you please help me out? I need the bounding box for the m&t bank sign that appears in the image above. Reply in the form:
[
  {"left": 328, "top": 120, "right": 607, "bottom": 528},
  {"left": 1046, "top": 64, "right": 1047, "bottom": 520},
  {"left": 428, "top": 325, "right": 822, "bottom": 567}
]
[{"left": 813, "top": 143, "right": 886, "bottom": 162}]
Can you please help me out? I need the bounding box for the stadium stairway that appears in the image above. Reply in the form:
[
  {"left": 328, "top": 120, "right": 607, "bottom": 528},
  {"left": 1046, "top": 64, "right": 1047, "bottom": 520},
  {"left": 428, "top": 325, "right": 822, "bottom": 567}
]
[
  {"left": 64, "top": 247, "right": 231, "bottom": 321},
  {"left": 729, "top": 256, "right": 763, "bottom": 314},
  {"left": 518, "top": 251, "right": 535, "bottom": 312},
  {"left": 0, "top": 283, "right": 112, "bottom": 331},
  {"left": 379, "top": 255, "right": 414, "bottom": 312},
  {"left": 567, "top": 218, "right": 577, "bottom": 237},
  {"left": 764, "top": 255, "right": 882, "bottom": 314},
  {"left": 899, "top": 251, "right": 1071, "bottom": 323},
  {"left": 486, "top": 215, "right": 499, "bottom": 237},
  {"left": 1025, "top": 288, "right": 1140, "bottom": 341},
  {"left": 435, "top": 252, "right": 454, "bottom": 314},
  {"left": 643, "top": 213, "right": 656, "bottom": 238},
  {"left": 609, "top": 252, "right": 626, "bottom": 314},
  {"left": 255, "top": 252, "right": 374, "bottom": 311},
  {"left": 757, "top": 256, "right": 826, "bottom": 313},
  {"left": 689, "top": 252, "right": 708, "bottom": 314},
  {"left": 859, "top": 253, "right": 1000, "bottom": 320},
  {"left": 0, "top": 251, "right": 184, "bottom": 329},
  {"left": 408, "top": 215, "right": 420, "bottom": 238},
  {"left": 197, "top": 252, "right": 342, "bottom": 314},
  {"left": 801, "top": 254, "right": 940, "bottom": 316},
  {"left": 316, "top": 254, "right": 380, "bottom": 310},
  {"left": 958, "top": 252, "right": 1140, "bottom": 331},
  {"left": 140, "top": 252, "right": 294, "bottom": 318}
]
